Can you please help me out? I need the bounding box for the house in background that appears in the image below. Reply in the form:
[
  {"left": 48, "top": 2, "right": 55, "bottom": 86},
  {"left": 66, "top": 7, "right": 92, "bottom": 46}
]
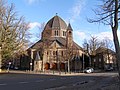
[
  {"left": 93, "top": 47, "right": 116, "bottom": 70},
  {"left": 21, "top": 15, "right": 85, "bottom": 72}
]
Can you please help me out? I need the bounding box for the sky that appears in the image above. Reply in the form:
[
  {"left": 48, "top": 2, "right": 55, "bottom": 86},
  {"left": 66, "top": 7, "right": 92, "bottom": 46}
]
[{"left": 8, "top": 0, "right": 120, "bottom": 47}]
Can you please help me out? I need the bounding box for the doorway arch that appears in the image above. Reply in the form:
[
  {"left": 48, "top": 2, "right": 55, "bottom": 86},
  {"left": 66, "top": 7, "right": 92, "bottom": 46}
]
[
  {"left": 44, "top": 63, "right": 50, "bottom": 70},
  {"left": 60, "top": 63, "right": 65, "bottom": 70},
  {"left": 51, "top": 63, "right": 57, "bottom": 70}
]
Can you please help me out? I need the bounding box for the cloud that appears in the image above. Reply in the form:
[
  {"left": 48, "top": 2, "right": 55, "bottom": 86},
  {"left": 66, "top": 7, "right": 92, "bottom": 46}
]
[
  {"left": 73, "top": 30, "right": 89, "bottom": 46},
  {"left": 96, "top": 32, "right": 113, "bottom": 41},
  {"left": 28, "top": 22, "right": 41, "bottom": 30},
  {"left": 74, "top": 30, "right": 120, "bottom": 41},
  {"left": 26, "top": 0, "right": 38, "bottom": 4},
  {"left": 69, "top": 0, "right": 86, "bottom": 22},
  {"left": 25, "top": 0, "right": 45, "bottom": 4},
  {"left": 73, "top": 30, "right": 120, "bottom": 46},
  {"left": 74, "top": 30, "right": 87, "bottom": 40}
]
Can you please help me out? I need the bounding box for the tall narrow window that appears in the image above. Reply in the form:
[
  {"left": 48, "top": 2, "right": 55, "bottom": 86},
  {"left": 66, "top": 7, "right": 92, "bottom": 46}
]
[
  {"left": 54, "top": 31, "right": 56, "bottom": 36},
  {"left": 54, "top": 30, "right": 58, "bottom": 36},
  {"left": 65, "top": 32, "right": 66, "bottom": 36},
  {"left": 56, "top": 30, "right": 58, "bottom": 36},
  {"left": 47, "top": 51, "right": 49, "bottom": 55},
  {"left": 56, "top": 51, "right": 58, "bottom": 55},
  {"left": 53, "top": 51, "right": 56, "bottom": 55},
  {"left": 63, "top": 31, "right": 66, "bottom": 36},
  {"left": 61, "top": 51, "right": 63, "bottom": 56}
]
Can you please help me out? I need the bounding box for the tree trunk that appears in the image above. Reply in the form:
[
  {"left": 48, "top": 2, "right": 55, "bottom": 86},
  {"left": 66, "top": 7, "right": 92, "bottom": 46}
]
[
  {"left": 112, "top": 28, "right": 120, "bottom": 80},
  {"left": 68, "top": 59, "right": 70, "bottom": 73}
]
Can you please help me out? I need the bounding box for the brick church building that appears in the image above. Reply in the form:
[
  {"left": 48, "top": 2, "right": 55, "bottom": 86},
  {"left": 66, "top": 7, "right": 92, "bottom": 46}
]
[{"left": 21, "top": 15, "right": 85, "bottom": 71}]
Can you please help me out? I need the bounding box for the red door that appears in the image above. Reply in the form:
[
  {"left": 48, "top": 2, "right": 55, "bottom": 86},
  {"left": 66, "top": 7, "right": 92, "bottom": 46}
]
[{"left": 44, "top": 63, "right": 50, "bottom": 70}]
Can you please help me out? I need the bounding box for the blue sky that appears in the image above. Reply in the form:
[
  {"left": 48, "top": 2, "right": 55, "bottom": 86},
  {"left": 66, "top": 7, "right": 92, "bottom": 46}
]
[{"left": 8, "top": 0, "right": 120, "bottom": 47}]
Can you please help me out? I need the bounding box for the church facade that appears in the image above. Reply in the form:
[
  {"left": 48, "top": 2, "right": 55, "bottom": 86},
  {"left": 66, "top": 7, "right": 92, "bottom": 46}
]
[{"left": 26, "top": 15, "right": 84, "bottom": 71}]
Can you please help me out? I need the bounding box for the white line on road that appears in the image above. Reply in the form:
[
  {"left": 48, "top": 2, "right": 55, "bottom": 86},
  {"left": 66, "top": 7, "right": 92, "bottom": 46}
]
[
  {"left": 0, "top": 83, "right": 7, "bottom": 86},
  {"left": 35, "top": 80, "right": 44, "bottom": 82},
  {"left": 45, "top": 86, "right": 67, "bottom": 90},
  {"left": 19, "top": 82, "right": 29, "bottom": 84}
]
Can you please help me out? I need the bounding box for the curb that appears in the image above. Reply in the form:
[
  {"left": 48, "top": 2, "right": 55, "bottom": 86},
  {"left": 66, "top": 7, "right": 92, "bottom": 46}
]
[{"left": 1, "top": 70, "right": 86, "bottom": 76}]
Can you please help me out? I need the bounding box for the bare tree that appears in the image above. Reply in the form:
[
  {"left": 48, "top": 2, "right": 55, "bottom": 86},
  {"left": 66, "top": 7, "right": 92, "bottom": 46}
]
[
  {"left": 66, "top": 46, "right": 74, "bottom": 73},
  {"left": 83, "top": 36, "right": 102, "bottom": 55},
  {"left": 102, "top": 38, "right": 114, "bottom": 52},
  {"left": 36, "top": 22, "right": 45, "bottom": 40},
  {"left": 83, "top": 36, "right": 103, "bottom": 67},
  {"left": 88, "top": 0, "right": 120, "bottom": 81},
  {"left": 0, "top": 0, "right": 30, "bottom": 63},
  {"left": 89, "top": 36, "right": 101, "bottom": 56},
  {"left": 82, "top": 39, "right": 88, "bottom": 53}
]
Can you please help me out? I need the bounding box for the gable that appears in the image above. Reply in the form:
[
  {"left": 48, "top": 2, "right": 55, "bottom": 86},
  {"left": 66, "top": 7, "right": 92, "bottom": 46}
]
[{"left": 50, "top": 40, "right": 62, "bottom": 48}]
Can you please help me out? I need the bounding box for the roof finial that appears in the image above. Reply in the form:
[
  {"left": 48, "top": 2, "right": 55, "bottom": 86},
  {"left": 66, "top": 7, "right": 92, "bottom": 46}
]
[
  {"left": 68, "top": 18, "right": 70, "bottom": 23},
  {"left": 56, "top": 13, "right": 58, "bottom": 16}
]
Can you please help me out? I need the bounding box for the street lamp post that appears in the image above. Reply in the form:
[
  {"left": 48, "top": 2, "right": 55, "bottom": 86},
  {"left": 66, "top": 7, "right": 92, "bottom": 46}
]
[
  {"left": 0, "top": 47, "right": 2, "bottom": 72},
  {"left": 7, "top": 62, "right": 11, "bottom": 72},
  {"left": 83, "top": 53, "right": 85, "bottom": 72},
  {"left": 30, "top": 62, "right": 32, "bottom": 71}
]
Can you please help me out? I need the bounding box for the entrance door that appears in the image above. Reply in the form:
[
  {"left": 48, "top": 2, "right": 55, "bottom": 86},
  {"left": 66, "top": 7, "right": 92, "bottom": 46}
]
[{"left": 44, "top": 63, "right": 50, "bottom": 70}]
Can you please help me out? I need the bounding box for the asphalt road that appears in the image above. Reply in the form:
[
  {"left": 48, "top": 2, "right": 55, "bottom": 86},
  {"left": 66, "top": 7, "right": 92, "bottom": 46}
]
[{"left": 0, "top": 72, "right": 118, "bottom": 90}]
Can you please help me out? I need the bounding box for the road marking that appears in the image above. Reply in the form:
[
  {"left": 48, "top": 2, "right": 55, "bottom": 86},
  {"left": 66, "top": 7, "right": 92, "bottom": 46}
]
[
  {"left": 35, "top": 80, "right": 44, "bottom": 82},
  {"left": 111, "top": 76, "right": 115, "bottom": 77},
  {"left": 56, "top": 86, "right": 67, "bottom": 89},
  {"left": 19, "top": 82, "right": 29, "bottom": 84},
  {"left": 45, "top": 86, "right": 67, "bottom": 90},
  {"left": 0, "top": 83, "right": 7, "bottom": 86}
]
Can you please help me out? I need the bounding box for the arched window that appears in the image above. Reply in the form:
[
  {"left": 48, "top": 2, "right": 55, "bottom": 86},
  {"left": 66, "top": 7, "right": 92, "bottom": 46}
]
[
  {"left": 54, "top": 30, "right": 59, "bottom": 36},
  {"left": 53, "top": 51, "right": 56, "bottom": 55},
  {"left": 57, "top": 31, "right": 58, "bottom": 36},
  {"left": 61, "top": 51, "right": 63, "bottom": 56},
  {"left": 56, "top": 51, "right": 58, "bottom": 55},
  {"left": 63, "top": 31, "right": 66, "bottom": 36},
  {"left": 69, "top": 31, "right": 72, "bottom": 34},
  {"left": 47, "top": 51, "right": 49, "bottom": 55},
  {"left": 53, "top": 51, "right": 58, "bottom": 56},
  {"left": 54, "top": 31, "right": 56, "bottom": 36}
]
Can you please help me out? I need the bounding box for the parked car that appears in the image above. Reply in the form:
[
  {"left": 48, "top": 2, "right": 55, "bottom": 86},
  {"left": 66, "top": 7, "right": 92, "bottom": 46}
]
[
  {"left": 84, "top": 67, "right": 94, "bottom": 73},
  {"left": 14, "top": 67, "right": 19, "bottom": 70},
  {"left": 105, "top": 67, "right": 114, "bottom": 71}
]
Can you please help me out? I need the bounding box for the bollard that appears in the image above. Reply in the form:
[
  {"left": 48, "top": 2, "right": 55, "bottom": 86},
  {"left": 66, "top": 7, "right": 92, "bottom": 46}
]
[{"left": 53, "top": 70, "right": 54, "bottom": 74}]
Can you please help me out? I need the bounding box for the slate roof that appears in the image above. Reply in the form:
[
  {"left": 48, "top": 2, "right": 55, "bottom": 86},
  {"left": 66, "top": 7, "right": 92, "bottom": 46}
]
[
  {"left": 96, "top": 47, "right": 115, "bottom": 54},
  {"left": 67, "top": 23, "right": 73, "bottom": 31},
  {"left": 44, "top": 15, "right": 67, "bottom": 30},
  {"left": 30, "top": 37, "right": 83, "bottom": 51}
]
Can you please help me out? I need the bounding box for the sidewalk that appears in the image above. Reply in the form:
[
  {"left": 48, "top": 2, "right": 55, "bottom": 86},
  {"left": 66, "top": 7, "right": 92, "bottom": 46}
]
[
  {"left": 0, "top": 70, "right": 8, "bottom": 74},
  {"left": 7, "top": 70, "right": 85, "bottom": 76}
]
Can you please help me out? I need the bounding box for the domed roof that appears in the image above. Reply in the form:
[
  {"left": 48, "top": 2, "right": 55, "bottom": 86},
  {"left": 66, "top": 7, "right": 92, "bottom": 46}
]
[{"left": 44, "top": 15, "right": 67, "bottom": 30}]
